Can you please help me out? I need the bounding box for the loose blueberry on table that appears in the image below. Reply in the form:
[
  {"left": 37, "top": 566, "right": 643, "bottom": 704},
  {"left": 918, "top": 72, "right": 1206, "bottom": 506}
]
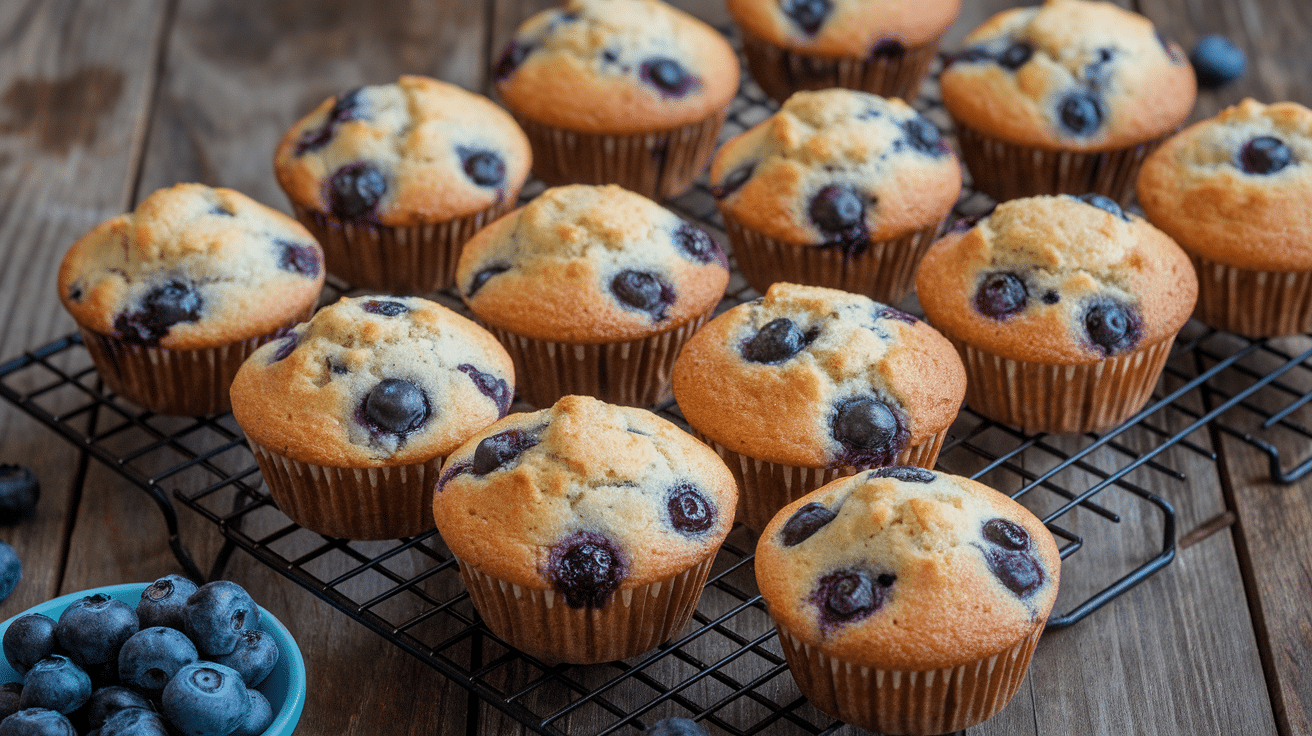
[
  {"left": 548, "top": 532, "right": 627, "bottom": 609},
  {"left": 780, "top": 502, "right": 837, "bottom": 547},
  {"left": 666, "top": 484, "right": 715, "bottom": 535},
  {"left": 0, "top": 543, "right": 19, "bottom": 604},
  {"left": 1189, "top": 34, "right": 1246, "bottom": 88},
  {"left": 0, "top": 465, "right": 39, "bottom": 524}
]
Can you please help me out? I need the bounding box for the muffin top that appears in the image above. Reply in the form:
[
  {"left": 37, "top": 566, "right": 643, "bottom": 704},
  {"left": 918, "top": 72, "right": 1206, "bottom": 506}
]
[
  {"left": 939, "top": 0, "right": 1195, "bottom": 151},
  {"left": 457, "top": 184, "right": 730, "bottom": 343},
  {"left": 273, "top": 75, "right": 531, "bottom": 227},
  {"left": 710, "top": 90, "right": 962, "bottom": 247},
  {"left": 494, "top": 0, "right": 739, "bottom": 133},
  {"left": 916, "top": 195, "right": 1197, "bottom": 364},
  {"left": 727, "top": 0, "right": 960, "bottom": 56},
  {"left": 433, "top": 395, "right": 737, "bottom": 603},
  {"left": 1137, "top": 99, "right": 1312, "bottom": 272},
  {"left": 672, "top": 283, "right": 966, "bottom": 468},
  {"left": 230, "top": 296, "right": 514, "bottom": 468},
  {"left": 57, "top": 183, "right": 325, "bottom": 350},
  {"left": 756, "top": 469, "right": 1060, "bottom": 670}
]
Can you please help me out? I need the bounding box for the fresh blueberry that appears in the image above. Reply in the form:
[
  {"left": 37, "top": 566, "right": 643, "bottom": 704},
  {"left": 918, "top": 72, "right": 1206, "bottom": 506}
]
[
  {"left": 780, "top": 0, "right": 831, "bottom": 34},
  {"left": 712, "top": 164, "right": 755, "bottom": 199},
  {"left": 741, "top": 318, "right": 813, "bottom": 364},
  {"left": 328, "top": 162, "right": 387, "bottom": 219},
  {"left": 666, "top": 484, "right": 714, "bottom": 535},
  {"left": 1238, "top": 136, "right": 1294, "bottom": 175},
  {"left": 19, "top": 656, "right": 91, "bottom": 714},
  {"left": 0, "top": 465, "right": 39, "bottom": 524},
  {"left": 461, "top": 149, "right": 506, "bottom": 187},
  {"left": 84, "top": 687, "right": 152, "bottom": 730},
  {"left": 0, "top": 543, "right": 19, "bottom": 604},
  {"left": 673, "top": 223, "right": 720, "bottom": 265},
  {"left": 547, "top": 532, "right": 627, "bottom": 609},
  {"left": 0, "top": 684, "right": 19, "bottom": 721},
  {"left": 832, "top": 396, "right": 906, "bottom": 466},
  {"left": 212, "top": 629, "right": 278, "bottom": 688},
  {"left": 470, "top": 428, "right": 539, "bottom": 476},
  {"left": 99, "top": 707, "right": 169, "bottom": 736},
  {"left": 983, "top": 518, "right": 1031, "bottom": 551},
  {"left": 901, "top": 116, "right": 944, "bottom": 156},
  {"left": 870, "top": 38, "right": 906, "bottom": 59},
  {"left": 1190, "top": 34, "right": 1246, "bottom": 88},
  {"left": 275, "top": 240, "right": 320, "bottom": 278},
  {"left": 362, "top": 299, "right": 408, "bottom": 317},
  {"left": 1083, "top": 299, "right": 1141, "bottom": 356},
  {"left": 118, "top": 626, "right": 198, "bottom": 697},
  {"left": 980, "top": 545, "right": 1045, "bottom": 598},
  {"left": 3, "top": 614, "right": 57, "bottom": 676},
  {"left": 457, "top": 364, "right": 513, "bottom": 417},
  {"left": 645, "top": 717, "right": 708, "bottom": 736},
  {"left": 55, "top": 595, "right": 138, "bottom": 670},
  {"left": 114, "top": 281, "right": 203, "bottom": 346},
  {"left": 998, "top": 40, "right": 1034, "bottom": 70},
  {"left": 231, "top": 689, "right": 274, "bottom": 736},
  {"left": 611, "top": 271, "right": 672, "bottom": 319},
  {"left": 640, "top": 58, "right": 696, "bottom": 96},
  {"left": 809, "top": 185, "right": 866, "bottom": 242},
  {"left": 0, "top": 708, "right": 76, "bottom": 736},
  {"left": 270, "top": 335, "right": 298, "bottom": 363},
  {"left": 975, "top": 272, "right": 1028, "bottom": 320},
  {"left": 294, "top": 87, "right": 364, "bottom": 155},
  {"left": 362, "top": 379, "right": 430, "bottom": 436},
  {"left": 869, "top": 465, "right": 935, "bottom": 483},
  {"left": 1074, "top": 193, "right": 1129, "bottom": 221},
  {"left": 183, "top": 581, "right": 260, "bottom": 658},
  {"left": 811, "top": 570, "right": 893, "bottom": 627},
  {"left": 780, "top": 503, "right": 837, "bottom": 547},
  {"left": 465, "top": 264, "right": 510, "bottom": 298},
  {"left": 161, "top": 662, "right": 250, "bottom": 736},
  {"left": 1057, "top": 92, "right": 1103, "bottom": 137},
  {"left": 495, "top": 40, "right": 533, "bottom": 80}
]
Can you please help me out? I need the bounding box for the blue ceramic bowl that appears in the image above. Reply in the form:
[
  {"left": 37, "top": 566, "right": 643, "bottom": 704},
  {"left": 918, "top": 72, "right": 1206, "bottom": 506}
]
[{"left": 0, "top": 582, "right": 306, "bottom": 735}]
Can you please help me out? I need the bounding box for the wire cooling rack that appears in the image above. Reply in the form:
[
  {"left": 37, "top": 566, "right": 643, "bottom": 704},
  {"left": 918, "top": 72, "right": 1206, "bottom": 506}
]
[{"left": 5, "top": 59, "right": 1312, "bottom": 736}]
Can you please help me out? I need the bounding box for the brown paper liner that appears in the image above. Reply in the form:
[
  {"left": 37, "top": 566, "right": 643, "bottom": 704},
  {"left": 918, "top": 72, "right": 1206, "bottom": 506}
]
[
  {"left": 722, "top": 213, "right": 941, "bottom": 304},
  {"left": 952, "top": 120, "right": 1170, "bottom": 204},
  {"left": 775, "top": 621, "right": 1044, "bottom": 735},
  {"left": 1189, "top": 253, "right": 1312, "bottom": 338},
  {"left": 247, "top": 439, "right": 441, "bottom": 540},
  {"left": 486, "top": 310, "right": 713, "bottom": 409},
  {"left": 291, "top": 202, "right": 513, "bottom": 292},
  {"left": 740, "top": 29, "right": 941, "bottom": 104},
  {"left": 511, "top": 111, "right": 726, "bottom": 200},
  {"left": 456, "top": 553, "right": 715, "bottom": 664},
  {"left": 953, "top": 335, "right": 1175, "bottom": 435},
  {"left": 695, "top": 427, "right": 948, "bottom": 532}
]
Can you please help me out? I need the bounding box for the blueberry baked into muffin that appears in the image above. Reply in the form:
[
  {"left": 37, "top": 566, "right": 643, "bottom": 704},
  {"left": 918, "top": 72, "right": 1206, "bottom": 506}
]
[
  {"left": 727, "top": 0, "right": 960, "bottom": 105},
  {"left": 756, "top": 469, "right": 1060, "bottom": 734},
  {"left": 672, "top": 282, "right": 965, "bottom": 531},
  {"left": 710, "top": 90, "right": 962, "bottom": 304},
  {"left": 457, "top": 184, "right": 729, "bottom": 408},
  {"left": 274, "top": 74, "right": 531, "bottom": 291},
  {"left": 57, "top": 183, "right": 325, "bottom": 416},
  {"left": 1137, "top": 99, "right": 1312, "bottom": 337},
  {"left": 230, "top": 296, "right": 514, "bottom": 540},
  {"left": 916, "top": 194, "right": 1196, "bottom": 434},
  {"left": 494, "top": 0, "right": 738, "bottom": 199},
  {"left": 940, "top": 0, "right": 1195, "bottom": 204},
  {"left": 432, "top": 395, "right": 737, "bottom": 664}
]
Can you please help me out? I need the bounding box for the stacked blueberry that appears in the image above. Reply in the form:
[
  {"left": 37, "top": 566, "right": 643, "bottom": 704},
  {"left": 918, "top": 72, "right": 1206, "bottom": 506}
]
[{"left": 0, "top": 577, "right": 279, "bottom": 736}]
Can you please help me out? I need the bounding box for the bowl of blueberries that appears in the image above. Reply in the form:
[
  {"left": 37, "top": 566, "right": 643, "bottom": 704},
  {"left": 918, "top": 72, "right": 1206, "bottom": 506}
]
[{"left": 0, "top": 577, "right": 305, "bottom": 736}]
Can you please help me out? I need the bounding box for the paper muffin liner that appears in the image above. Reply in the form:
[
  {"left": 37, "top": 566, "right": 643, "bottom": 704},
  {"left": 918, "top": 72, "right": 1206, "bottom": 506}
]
[
  {"left": 774, "top": 620, "right": 1044, "bottom": 735},
  {"left": 740, "top": 29, "right": 941, "bottom": 105},
  {"left": 952, "top": 335, "right": 1175, "bottom": 435},
  {"left": 247, "top": 439, "right": 441, "bottom": 540},
  {"left": 722, "top": 213, "right": 941, "bottom": 304},
  {"left": 1188, "top": 253, "right": 1312, "bottom": 338},
  {"left": 952, "top": 121, "right": 1170, "bottom": 205},
  {"left": 456, "top": 553, "right": 716, "bottom": 664},
  {"left": 290, "top": 202, "right": 513, "bottom": 293},
  {"left": 511, "top": 111, "right": 726, "bottom": 201},
  {"left": 485, "top": 310, "right": 713, "bottom": 409},
  {"left": 695, "top": 428, "right": 948, "bottom": 532}
]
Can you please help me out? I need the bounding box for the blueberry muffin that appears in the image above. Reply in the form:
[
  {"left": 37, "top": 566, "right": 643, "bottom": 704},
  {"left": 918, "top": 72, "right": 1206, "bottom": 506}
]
[
  {"left": 274, "top": 75, "right": 531, "bottom": 291},
  {"left": 728, "top": 0, "right": 959, "bottom": 105},
  {"left": 432, "top": 395, "right": 737, "bottom": 664},
  {"left": 672, "top": 282, "right": 965, "bottom": 531},
  {"left": 457, "top": 184, "right": 729, "bottom": 408},
  {"left": 57, "top": 183, "right": 325, "bottom": 416},
  {"left": 710, "top": 90, "right": 962, "bottom": 304},
  {"left": 756, "top": 469, "right": 1060, "bottom": 734},
  {"left": 940, "top": 0, "right": 1195, "bottom": 204},
  {"left": 493, "top": 0, "right": 738, "bottom": 199},
  {"left": 915, "top": 194, "right": 1196, "bottom": 433},
  {"left": 230, "top": 296, "right": 514, "bottom": 540},
  {"left": 1137, "top": 99, "right": 1312, "bottom": 337}
]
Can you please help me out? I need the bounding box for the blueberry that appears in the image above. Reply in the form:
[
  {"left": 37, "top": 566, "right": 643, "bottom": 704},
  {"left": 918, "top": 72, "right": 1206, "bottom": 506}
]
[
  {"left": 983, "top": 518, "right": 1031, "bottom": 551},
  {"left": 0, "top": 684, "right": 19, "bottom": 721},
  {"left": 461, "top": 149, "right": 506, "bottom": 187},
  {"left": 495, "top": 40, "right": 533, "bottom": 80},
  {"left": 998, "top": 41, "right": 1033, "bottom": 70},
  {"left": 84, "top": 687, "right": 152, "bottom": 730},
  {"left": 873, "top": 305, "right": 917, "bottom": 325},
  {"left": 465, "top": 264, "right": 509, "bottom": 298},
  {"left": 711, "top": 164, "right": 754, "bottom": 199},
  {"left": 161, "top": 663, "right": 250, "bottom": 736},
  {"left": 869, "top": 465, "right": 935, "bottom": 483},
  {"left": 118, "top": 627, "right": 198, "bottom": 697},
  {"left": 780, "top": 502, "right": 837, "bottom": 547},
  {"left": 666, "top": 484, "right": 714, "bottom": 535},
  {"left": 780, "top": 0, "right": 831, "bottom": 34},
  {"left": 1074, "top": 193, "right": 1129, "bottom": 221},
  {"left": 870, "top": 38, "right": 906, "bottom": 59},
  {"left": 360, "top": 299, "right": 406, "bottom": 317},
  {"left": 275, "top": 240, "right": 320, "bottom": 278},
  {"left": 328, "top": 162, "right": 387, "bottom": 219},
  {"left": 19, "top": 656, "right": 91, "bottom": 714},
  {"left": 1083, "top": 299, "right": 1141, "bottom": 356},
  {"left": 980, "top": 546, "right": 1045, "bottom": 598},
  {"left": 1238, "top": 136, "right": 1293, "bottom": 175},
  {"left": 673, "top": 223, "right": 720, "bottom": 265},
  {"left": 231, "top": 689, "right": 274, "bottom": 736},
  {"left": 645, "top": 717, "right": 708, "bottom": 736},
  {"left": 55, "top": 594, "right": 138, "bottom": 669},
  {"left": 832, "top": 396, "right": 905, "bottom": 466},
  {"left": 457, "top": 364, "right": 513, "bottom": 417},
  {"left": 212, "top": 629, "right": 278, "bottom": 688},
  {"left": 362, "top": 379, "right": 430, "bottom": 435},
  {"left": 3, "top": 614, "right": 57, "bottom": 676},
  {"left": 809, "top": 185, "right": 865, "bottom": 238},
  {"left": 99, "top": 707, "right": 169, "bottom": 736},
  {"left": 640, "top": 58, "right": 696, "bottom": 96},
  {"left": 1084, "top": 47, "right": 1116, "bottom": 81},
  {"left": 901, "top": 116, "right": 944, "bottom": 156},
  {"left": 1042, "top": 290, "right": 1060, "bottom": 305},
  {"left": 183, "top": 581, "right": 260, "bottom": 658},
  {"left": 0, "top": 708, "right": 76, "bottom": 736},
  {"left": 811, "top": 570, "right": 892, "bottom": 626},
  {"left": 470, "top": 428, "right": 539, "bottom": 476},
  {"left": 741, "top": 318, "right": 812, "bottom": 364},
  {"left": 270, "top": 335, "right": 298, "bottom": 363},
  {"left": 951, "top": 205, "right": 996, "bottom": 232},
  {"left": 114, "top": 281, "right": 203, "bottom": 346},
  {"left": 611, "top": 271, "right": 672, "bottom": 319},
  {"left": 67, "top": 282, "right": 84, "bottom": 302},
  {"left": 1057, "top": 92, "right": 1103, "bottom": 137},
  {"left": 294, "top": 87, "right": 364, "bottom": 155},
  {"left": 1189, "top": 34, "right": 1246, "bottom": 88},
  {"left": 0, "top": 465, "right": 39, "bottom": 523},
  {"left": 547, "top": 532, "right": 627, "bottom": 609},
  {"left": 975, "top": 272, "right": 1028, "bottom": 320},
  {"left": 0, "top": 543, "right": 19, "bottom": 604}
]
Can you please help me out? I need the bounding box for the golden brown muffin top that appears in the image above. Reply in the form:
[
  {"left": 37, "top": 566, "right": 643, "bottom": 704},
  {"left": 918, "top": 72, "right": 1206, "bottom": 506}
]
[{"left": 727, "top": 0, "right": 960, "bottom": 55}]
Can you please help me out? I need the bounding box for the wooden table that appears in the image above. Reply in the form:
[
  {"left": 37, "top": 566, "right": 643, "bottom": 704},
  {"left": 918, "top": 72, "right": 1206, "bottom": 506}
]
[{"left": 1, "top": 1, "right": 1309, "bottom": 734}]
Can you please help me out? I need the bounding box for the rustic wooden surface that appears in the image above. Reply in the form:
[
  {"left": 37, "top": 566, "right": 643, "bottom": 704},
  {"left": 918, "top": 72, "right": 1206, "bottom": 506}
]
[{"left": 0, "top": 1, "right": 1308, "bottom": 735}]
